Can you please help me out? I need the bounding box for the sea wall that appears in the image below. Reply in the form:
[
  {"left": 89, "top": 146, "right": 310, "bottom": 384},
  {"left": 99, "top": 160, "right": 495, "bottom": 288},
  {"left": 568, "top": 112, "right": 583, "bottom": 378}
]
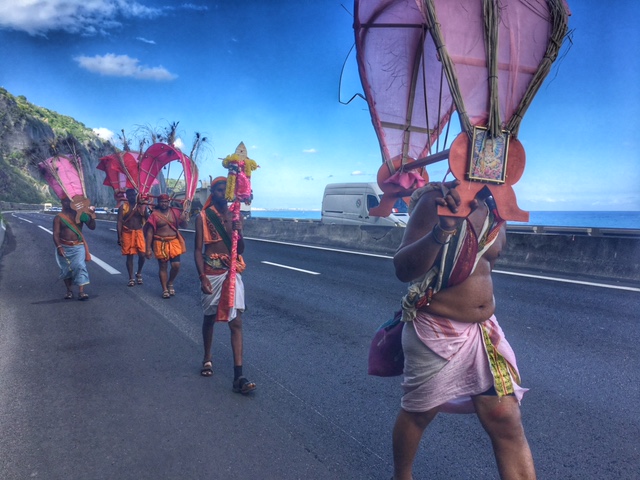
[{"left": 243, "top": 218, "right": 640, "bottom": 285}]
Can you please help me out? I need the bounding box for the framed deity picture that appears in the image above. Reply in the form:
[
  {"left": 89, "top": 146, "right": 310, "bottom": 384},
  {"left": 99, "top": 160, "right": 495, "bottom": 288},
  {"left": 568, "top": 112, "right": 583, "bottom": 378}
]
[{"left": 467, "top": 127, "right": 510, "bottom": 184}]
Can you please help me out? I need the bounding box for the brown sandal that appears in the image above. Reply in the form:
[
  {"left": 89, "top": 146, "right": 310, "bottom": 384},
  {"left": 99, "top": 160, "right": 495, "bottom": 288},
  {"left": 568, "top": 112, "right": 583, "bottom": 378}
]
[{"left": 162, "top": 290, "right": 170, "bottom": 299}]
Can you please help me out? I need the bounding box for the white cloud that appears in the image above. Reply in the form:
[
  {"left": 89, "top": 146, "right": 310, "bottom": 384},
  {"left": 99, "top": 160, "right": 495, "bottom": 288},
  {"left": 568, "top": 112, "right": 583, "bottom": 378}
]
[
  {"left": 180, "top": 3, "right": 208, "bottom": 11},
  {"left": 174, "top": 138, "right": 185, "bottom": 150},
  {"left": 136, "top": 37, "right": 156, "bottom": 45},
  {"left": 0, "top": 0, "right": 163, "bottom": 36},
  {"left": 303, "top": 148, "right": 317, "bottom": 154},
  {"left": 74, "top": 53, "right": 177, "bottom": 81},
  {"left": 351, "top": 170, "right": 364, "bottom": 176},
  {"left": 93, "top": 127, "right": 115, "bottom": 141}
]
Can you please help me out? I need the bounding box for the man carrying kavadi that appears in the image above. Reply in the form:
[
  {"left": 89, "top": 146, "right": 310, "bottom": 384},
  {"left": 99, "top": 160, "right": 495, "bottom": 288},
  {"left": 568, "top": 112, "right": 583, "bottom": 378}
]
[
  {"left": 144, "top": 193, "right": 188, "bottom": 298},
  {"left": 52, "top": 196, "right": 96, "bottom": 300},
  {"left": 117, "top": 188, "right": 149, "bottom": 286},
  {"left": 194, "top": 176, "right": 256, "bottom": 394}
]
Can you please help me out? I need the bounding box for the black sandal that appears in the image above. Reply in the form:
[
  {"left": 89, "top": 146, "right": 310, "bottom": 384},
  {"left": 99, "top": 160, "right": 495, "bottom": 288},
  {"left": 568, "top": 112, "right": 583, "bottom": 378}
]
[
  {"left": 64, "top": 291, "right": 73, "bottom": 300},
  {"left": 233, "top": 376, "right": 256, "bottom": 394},
  {"left": 78, "top": 293, "right": 89, "bottom": 301},
  {"left": 200, "top": 361, "right": 213, "bottom": 377}
]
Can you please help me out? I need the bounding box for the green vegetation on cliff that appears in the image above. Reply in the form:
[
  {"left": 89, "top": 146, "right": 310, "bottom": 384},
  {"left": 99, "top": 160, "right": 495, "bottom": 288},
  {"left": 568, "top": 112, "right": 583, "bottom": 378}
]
[
  {"left": 1, "top": 87, "right": 94, "bottom": 143},
  {"left": 0, "top": 87, "right": 111, "bottom": 205}
]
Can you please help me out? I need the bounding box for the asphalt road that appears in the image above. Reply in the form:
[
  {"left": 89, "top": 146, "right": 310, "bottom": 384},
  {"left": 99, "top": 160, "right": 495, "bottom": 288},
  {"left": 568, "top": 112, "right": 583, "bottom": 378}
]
[{"left": 1, "top": 212, "right": 638, "bottom": 480}]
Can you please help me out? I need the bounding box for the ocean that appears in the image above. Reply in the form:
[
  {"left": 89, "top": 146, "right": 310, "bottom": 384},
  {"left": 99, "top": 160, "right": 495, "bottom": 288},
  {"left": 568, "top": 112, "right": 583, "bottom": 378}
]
[{"left": 251, "top": 210, "right": 640, "bottom": 229}]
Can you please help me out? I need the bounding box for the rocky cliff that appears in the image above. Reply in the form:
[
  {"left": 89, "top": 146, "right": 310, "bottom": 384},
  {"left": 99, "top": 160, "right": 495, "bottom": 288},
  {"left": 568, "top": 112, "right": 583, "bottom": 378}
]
[{"left": 0, "top": 87, "right": 115, "bottom": 206}]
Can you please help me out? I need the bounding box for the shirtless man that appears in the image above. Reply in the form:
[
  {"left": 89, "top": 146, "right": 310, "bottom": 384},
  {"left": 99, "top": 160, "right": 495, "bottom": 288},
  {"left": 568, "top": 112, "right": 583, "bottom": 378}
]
[
  {"left": 52, "top": 196, "right": 96, "bottom": 300},
  {"left": 117, "top": 188, "right": 149, "bottom": 286},
  {"left": 194, "top": 177, "right": 256, "bottom": 394},
  {"left": 144, "top": 194, "right": 188, "bottom": 298},
  {"left": 392, "top": 180, "right": 534, "bottom": 480}
]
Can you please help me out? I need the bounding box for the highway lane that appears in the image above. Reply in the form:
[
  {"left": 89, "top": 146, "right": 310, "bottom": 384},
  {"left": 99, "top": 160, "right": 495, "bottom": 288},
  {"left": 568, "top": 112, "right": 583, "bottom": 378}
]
[{"left": 1, "top": 211, "right": 638, "bottom": 479}]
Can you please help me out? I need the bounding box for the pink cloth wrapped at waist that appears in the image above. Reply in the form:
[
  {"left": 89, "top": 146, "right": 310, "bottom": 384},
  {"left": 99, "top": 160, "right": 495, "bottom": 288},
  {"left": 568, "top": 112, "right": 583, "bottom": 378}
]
[{"left": 401, "top": 312, "right": 527, "bottom": 414}]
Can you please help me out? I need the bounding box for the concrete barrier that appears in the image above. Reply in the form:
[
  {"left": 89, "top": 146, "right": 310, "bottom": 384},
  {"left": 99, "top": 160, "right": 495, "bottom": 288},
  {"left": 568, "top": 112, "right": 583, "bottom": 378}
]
[{"left": 243, "top": 218, "right": 640, "bottom": 285}]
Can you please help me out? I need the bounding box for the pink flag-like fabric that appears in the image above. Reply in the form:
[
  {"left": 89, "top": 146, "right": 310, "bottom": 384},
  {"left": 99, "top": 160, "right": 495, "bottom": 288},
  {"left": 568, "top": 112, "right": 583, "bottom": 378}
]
[
  {"left": 38, "top": 155, "right": 86, "bottom": 200},
  {"left": 138, "top": 143, "right": 188, "bottom": 197},
  {"left": 181, "top": 156, "right": 199, "bottom": 204},
  {"left": 354, "top": 0, "right": 455, "bottom": 167},
  {"left": 97, "top": 151, "right": 141, "bottom": 192}
]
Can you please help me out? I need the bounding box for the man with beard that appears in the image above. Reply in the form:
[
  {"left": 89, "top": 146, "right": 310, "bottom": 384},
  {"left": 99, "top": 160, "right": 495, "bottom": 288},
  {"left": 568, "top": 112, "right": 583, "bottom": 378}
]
[
  {"left": 144, "top": 193, "right": 188, "bottom": 298},
  {"left": 194, "top": 177, "right": 256, "bottom": 394}
]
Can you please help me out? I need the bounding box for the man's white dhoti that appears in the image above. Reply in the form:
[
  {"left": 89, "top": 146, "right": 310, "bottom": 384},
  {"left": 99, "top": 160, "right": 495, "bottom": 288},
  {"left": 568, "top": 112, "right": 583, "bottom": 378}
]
[{"left": 201, "top": 272, "right": 245, "bottom": 320}]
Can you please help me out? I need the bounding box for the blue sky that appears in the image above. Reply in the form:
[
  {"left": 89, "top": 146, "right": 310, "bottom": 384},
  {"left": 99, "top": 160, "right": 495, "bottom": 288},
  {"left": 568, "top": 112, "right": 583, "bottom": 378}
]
[{"left": 0, "top": 1, "right": 638, "bottom": 211}]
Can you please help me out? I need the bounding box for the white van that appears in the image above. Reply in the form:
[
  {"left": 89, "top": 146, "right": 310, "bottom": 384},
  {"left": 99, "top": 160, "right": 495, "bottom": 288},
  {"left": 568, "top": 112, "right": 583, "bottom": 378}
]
[{"left": 321, "top": 182, "right": 408, "bottom": 226}]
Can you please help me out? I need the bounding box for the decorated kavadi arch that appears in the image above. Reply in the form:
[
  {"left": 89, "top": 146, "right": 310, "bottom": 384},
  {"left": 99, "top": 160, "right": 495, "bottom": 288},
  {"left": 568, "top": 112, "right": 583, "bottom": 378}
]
[{"left": 354, "top": 0, "right": 571, "bottom": 221}]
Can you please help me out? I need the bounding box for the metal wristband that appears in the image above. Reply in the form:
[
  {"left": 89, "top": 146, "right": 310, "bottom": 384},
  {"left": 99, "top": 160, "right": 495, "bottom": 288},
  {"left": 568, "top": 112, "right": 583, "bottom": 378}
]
[{"left": 432, "top": 224, "right": 453, "bottom": 245}]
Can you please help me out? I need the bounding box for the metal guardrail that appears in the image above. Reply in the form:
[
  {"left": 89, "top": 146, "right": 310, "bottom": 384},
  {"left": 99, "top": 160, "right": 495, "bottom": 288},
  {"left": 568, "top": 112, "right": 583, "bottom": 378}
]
[{"left": 506, "top": 225, "right": 640, "bottom": 238}]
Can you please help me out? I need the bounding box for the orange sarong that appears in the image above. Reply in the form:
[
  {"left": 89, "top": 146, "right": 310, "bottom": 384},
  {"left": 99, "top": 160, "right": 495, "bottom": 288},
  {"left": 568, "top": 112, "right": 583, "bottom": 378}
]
[
  {"left": 121, "top": 227, "right": 146, "bottom": 255},
  {"left": 153, "top": 234, "right": 186, "bottom": 261}
]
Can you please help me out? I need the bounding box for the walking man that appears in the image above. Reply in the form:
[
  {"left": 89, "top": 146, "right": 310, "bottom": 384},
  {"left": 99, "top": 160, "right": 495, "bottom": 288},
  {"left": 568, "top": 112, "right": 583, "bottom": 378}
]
[
  {"left": 194, "top": 176, "right": 256, "bottom": 394},
  {"left": 117, "top": 188, "right": 149, "bottom": 286},
  {"left": 144, "top": 194, "right": 188, "bottom": 298},
  {"left": 391, "top": 180, "right": 535, "bottom": 480},
  {"left": 52, "top": 196, "right": 96, "bottom": 300}
]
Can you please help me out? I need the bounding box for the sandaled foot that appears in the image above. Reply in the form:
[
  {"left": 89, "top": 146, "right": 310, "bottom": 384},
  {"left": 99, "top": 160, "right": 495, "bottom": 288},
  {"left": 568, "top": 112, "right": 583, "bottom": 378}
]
[
  {"left": 233, "top": 376, "right": 256, "bottom": 395},
  {"left": 168, "top": 284, "right": 175, "bottom": 296},
  {"left": 136, "top": 273, "right": 143, "bottom": 285},
  {"left": 64, "top": 291, "right": 73, "bottom": 300},
  {"left": 162, "top": 290, "right": 170, "bottom": 299},
  {"left": 78, "top": 293, "right": 89, "bottom": 301},
  {"left": 200, "top": 361, "right": 213, "bottom": 377},
  {"left": 128, "top": 279, "right": 135, "bottom": 287}
]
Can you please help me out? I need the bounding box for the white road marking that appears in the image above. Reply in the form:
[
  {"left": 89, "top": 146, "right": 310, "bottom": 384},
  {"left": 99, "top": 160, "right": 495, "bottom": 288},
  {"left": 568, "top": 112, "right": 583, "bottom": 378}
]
[
  {"left": 15, "top": 216, "right": 33, "bottom": 224},
  {"left": 90, "top": 255, "right": 121, "bottom": 274},
  {"left": 493, "top": 269, "right": 640, "bottom": 292},
  {"left": 261, "top": 261, "right": 320, "bottom": 275}
]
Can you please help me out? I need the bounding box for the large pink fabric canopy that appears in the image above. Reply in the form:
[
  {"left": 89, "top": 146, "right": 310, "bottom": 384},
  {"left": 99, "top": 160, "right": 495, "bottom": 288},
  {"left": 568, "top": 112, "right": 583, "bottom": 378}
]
[
  {"left": 354, "top": 0, "right": 570, "bottom": 220},
  {"left": 354, "top": 0, "right": 571, "bottom": 167}
]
